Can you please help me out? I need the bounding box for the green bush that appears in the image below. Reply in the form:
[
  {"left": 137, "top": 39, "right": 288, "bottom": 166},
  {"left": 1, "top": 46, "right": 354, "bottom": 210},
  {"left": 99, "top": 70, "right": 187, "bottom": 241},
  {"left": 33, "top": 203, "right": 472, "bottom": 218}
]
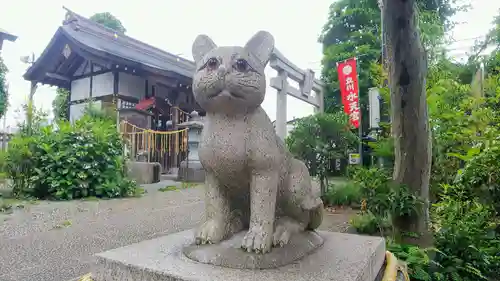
[
  {"left": 348, "top": 166, "right": 422, "bottom": 220},
  {"left": 286, "top": 112, "right": 358, "bottom": 193},
  {"left": 6, "top": 108, "right": 137, "bottom": 200},
  {"left": 386, "top": 193, "right": 500, "bottom": 281},
  {"left": 324, "top": 181, "right": 361, "bottom": 206},
  {"left": 432, "top": 196, "right": 500, "bottom": 280},
  {"left": 350, "top": 211, "right": 391, "bottom": 235},
  {"left": 455, "top": 146, "right": 500, "bottom": 213},
  {"left": 6, "top": 132, "right": 35, "bottom": 196},
  {"left": 386, "top": 240, "right": 438, "bottom": 281}
]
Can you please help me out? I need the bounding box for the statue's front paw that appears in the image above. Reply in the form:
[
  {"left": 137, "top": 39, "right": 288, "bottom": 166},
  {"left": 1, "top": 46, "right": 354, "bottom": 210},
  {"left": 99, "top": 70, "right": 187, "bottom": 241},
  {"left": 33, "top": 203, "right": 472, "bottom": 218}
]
[
  {"left": 272, "top": 217, "right": 303, "bottom": 247},
  {"left": 241, "top": 224, "right": 273, "bottom": 254},
  {"left": 195, "top": 219, "right": 227, "bottom": 245}
]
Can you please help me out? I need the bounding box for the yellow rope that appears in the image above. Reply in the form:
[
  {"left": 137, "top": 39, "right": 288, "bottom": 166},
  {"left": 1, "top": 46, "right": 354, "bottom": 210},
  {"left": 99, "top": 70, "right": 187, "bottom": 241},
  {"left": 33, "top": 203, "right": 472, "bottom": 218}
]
[
  {"left": 120, "top": 120, "right": 187, "bottom": 159},
  {"left": 121, "top": 120, "right": 187, "bottom": 135}
]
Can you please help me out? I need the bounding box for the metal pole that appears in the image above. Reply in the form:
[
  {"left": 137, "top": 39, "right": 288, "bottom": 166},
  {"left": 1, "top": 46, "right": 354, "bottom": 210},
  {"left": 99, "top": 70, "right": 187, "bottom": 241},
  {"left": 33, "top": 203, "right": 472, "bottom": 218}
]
[
  {"left": 379, "top": 0, "right": 385, "bottom": 72},
  {"left": 356, "top": 57, "right": 363, "bottom": 166},
  {"left": 27, "top": 80, "right": 37, "bottom": 136}
]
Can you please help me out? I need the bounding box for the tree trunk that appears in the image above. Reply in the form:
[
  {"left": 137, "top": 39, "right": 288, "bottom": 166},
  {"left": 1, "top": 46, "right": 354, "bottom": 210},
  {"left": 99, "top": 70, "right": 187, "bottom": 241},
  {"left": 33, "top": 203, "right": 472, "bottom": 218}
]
[{"left": 382, "top": 0, "right": 432, "bottom": 246}]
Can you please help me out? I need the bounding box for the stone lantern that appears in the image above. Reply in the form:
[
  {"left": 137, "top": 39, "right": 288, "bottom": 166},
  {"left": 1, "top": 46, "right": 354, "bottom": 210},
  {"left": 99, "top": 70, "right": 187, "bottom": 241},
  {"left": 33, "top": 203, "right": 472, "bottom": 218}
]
[{"left": 177, "top": 111, "right": 204, "bottom": 182}]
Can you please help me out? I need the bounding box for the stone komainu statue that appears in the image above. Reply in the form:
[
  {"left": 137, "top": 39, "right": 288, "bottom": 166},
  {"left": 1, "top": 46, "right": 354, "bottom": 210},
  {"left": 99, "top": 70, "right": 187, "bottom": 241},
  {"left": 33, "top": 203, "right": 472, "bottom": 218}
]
[{"left": 191, "top": 31, "right": 323, "bottom": 254}]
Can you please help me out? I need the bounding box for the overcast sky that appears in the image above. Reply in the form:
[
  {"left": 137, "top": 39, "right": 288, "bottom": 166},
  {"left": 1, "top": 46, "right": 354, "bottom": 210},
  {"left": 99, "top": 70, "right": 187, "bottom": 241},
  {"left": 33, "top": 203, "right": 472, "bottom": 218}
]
[{"left": 0, "top": 0, "right": 499, "bottom": 130}]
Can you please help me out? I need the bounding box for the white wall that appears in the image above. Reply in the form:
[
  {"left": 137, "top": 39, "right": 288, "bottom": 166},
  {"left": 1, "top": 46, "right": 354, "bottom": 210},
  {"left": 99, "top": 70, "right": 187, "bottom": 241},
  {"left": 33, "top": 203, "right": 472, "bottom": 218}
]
[
  {"left": 92, "top": 72, "right": 114, "bottom": 97},
  {"left": 70, "top": 100, "right": 102, "bottom": 123},
  {"left": 118, "top": 72, "right": 145, "bottom": 99},
  {"left": 70, "top": 73, "right": 114, "bottom": 100},
  {"left": 71, "top": 77, "right": 90, "bottom": 101},
  {"left": 71, "top": 72, "right": 145, "bottom": 101}
]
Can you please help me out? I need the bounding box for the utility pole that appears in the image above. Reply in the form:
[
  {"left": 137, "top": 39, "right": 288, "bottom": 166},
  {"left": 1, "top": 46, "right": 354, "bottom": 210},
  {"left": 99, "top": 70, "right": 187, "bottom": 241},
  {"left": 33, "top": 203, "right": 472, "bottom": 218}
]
[
  {"left": 20, "top": 53, "right": 37, "bottom": 135},
  {"left": 20, "top": 52, "right": 37, "bottom": 101},
  {"left": 376, "top": 0, "right": 386, "bottom": 169},
  {"left": 355, "top": 58, "right": 363, "bottom": 166},
  {"left": 378, "top": 0, "right": 385, "bottom": 71}
]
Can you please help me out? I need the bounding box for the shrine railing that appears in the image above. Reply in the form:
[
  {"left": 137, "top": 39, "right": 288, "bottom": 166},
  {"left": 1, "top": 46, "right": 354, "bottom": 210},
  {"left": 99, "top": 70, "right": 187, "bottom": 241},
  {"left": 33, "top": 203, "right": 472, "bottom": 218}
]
[{"left": 120, "top": 120, "right": 188, "bottom": 173}]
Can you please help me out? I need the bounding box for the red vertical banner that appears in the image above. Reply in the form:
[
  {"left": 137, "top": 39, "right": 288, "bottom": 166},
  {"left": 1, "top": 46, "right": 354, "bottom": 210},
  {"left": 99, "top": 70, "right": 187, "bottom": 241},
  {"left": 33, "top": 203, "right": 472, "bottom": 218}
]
[{"left": 337, "top": 58, "right": 361, "bottom": 128}]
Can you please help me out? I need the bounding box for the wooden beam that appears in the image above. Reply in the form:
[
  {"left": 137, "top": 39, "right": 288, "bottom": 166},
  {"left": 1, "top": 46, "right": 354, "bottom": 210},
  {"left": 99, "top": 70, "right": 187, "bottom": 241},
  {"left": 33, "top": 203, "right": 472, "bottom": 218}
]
[
  {"left": 45, "top": 72, "right": 71, "bottom": 82},
  {"left": 63, "top": 39, "right": 114, "bottom": 71},
  {"left": 69, "top": 94, "right": 138, "bottom": 105},
  {"left": 113, "top": 71, "right": 119, "bottom": 95},
  {"left": 155, "top": 77, "right": 178, "bottom": 88},
  {"left": 89, "top": 62, "right": 94, "bottom": 97},
  {"left": 66, "top": 81, "right": 72, "bottom": 120},
  {"left": 75, "top": 60, "right": 89, "bottom": 77},
  {"left": 72, "top": 68, "right": 113, "bottom": 80},
  {"left": 55, "top": 51, "right": 77, "bottom": 74},
  {"left": 113, "top": 71, "right": 119, "bottom": 108},
  {"left": 67, "top": 56, "right": 85, "bottom": 76}
]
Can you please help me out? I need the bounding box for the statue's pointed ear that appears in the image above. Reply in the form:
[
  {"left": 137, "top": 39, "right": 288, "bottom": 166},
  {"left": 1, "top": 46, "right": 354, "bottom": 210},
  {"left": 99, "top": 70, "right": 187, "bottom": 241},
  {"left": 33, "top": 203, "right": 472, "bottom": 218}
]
[
  {"left": 192, "top": 35, "right": 217, "bottom": 64},
  {"left": 244, "top": 31, "right": 275, "bottom": 66}
]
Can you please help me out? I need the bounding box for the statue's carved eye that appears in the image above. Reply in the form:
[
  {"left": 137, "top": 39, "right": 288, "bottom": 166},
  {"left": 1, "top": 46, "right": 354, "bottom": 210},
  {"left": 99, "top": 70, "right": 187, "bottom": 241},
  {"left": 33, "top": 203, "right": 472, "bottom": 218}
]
[
  {"left": 234, "top": 59, "right": 249, "bottom": 72},
  {"left": 207, "top": 57, "right": 219, "bottom": 70}
]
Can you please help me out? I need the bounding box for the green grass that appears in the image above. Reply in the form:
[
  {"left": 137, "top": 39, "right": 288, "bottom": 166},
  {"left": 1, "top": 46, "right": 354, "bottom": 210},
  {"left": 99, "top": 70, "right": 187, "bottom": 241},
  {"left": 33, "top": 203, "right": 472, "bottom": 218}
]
[
  {"left": 324, "top": 181, "right": 362, "bottom": 207},
  {"left": 81, "top": 196, "right": 99, "bottom": 201},
  {"left": 132, "top": 187, "right": 146, "bottom": 197},
  {"left": 181, "top": 182, "right": 199, "bottom": 189},
  {"left": 158, "top": 182, "right": 200, "bottom": 192},
  {"left": 159, "top": 185, "right": 179, "bottom": 192},
  {"left": 0, "top": 197, "right": 39, "bottom": 214},
  {"left": 52, "top": 219, "right": 72, "bottom": 229},
  {"left": 350, "top": 211, "right": 391, "bottom": 235}
]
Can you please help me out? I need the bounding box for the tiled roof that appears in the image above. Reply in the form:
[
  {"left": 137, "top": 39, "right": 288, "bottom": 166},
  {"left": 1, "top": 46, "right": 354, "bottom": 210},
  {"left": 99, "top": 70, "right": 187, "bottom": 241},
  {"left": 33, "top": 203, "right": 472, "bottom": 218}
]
[
  {"left": 23, "top": 8, "right": 195, "bottom": 82},
  {"left": 0, "top": 28, "right": 17, "bottom": 42}
]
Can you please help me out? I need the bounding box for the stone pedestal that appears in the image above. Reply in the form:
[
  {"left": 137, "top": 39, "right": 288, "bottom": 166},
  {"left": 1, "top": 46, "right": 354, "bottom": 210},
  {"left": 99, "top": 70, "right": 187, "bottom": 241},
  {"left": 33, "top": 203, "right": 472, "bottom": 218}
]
[
  {"left": 92, "top": 229, "right": 386, "bottom": 281},
  {"left": 126, "top": 161, "right": 161, "bottom": 184},
  {"left": 177, "top": 111, "right": 205, "bottom": 183},
  {"left": 178, "top": 160, "right": 205, "bottom": 182},
  {"left": 183, "top": 231, "right": 324, "bottom": 269}
]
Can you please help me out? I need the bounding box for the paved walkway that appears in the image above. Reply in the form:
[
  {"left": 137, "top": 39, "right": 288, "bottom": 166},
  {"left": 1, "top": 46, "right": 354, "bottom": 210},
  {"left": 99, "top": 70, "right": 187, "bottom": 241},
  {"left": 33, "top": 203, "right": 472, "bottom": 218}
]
[{"left": 0, "top": 181, "right": 354, "bottom": 281}]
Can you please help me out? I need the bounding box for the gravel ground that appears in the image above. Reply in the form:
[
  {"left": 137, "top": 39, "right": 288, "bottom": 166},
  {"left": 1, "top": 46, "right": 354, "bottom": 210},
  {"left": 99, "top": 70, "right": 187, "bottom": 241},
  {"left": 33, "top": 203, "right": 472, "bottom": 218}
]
[{"left": 0, "top": 181, "right": 355, "bottom": 281}]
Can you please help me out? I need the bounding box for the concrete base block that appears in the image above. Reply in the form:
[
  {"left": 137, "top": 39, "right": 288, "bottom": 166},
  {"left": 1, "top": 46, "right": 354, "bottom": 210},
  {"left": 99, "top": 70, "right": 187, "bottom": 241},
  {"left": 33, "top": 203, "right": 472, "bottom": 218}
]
[
  {"left": 92, "top": 229, "right": 386, "bottom": 281},
  {"left": 126, "top": 161, "right": 161, "bottom": 184},
  {"left": 178, "top": 160, "right": 205, "bottom": 183}
]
